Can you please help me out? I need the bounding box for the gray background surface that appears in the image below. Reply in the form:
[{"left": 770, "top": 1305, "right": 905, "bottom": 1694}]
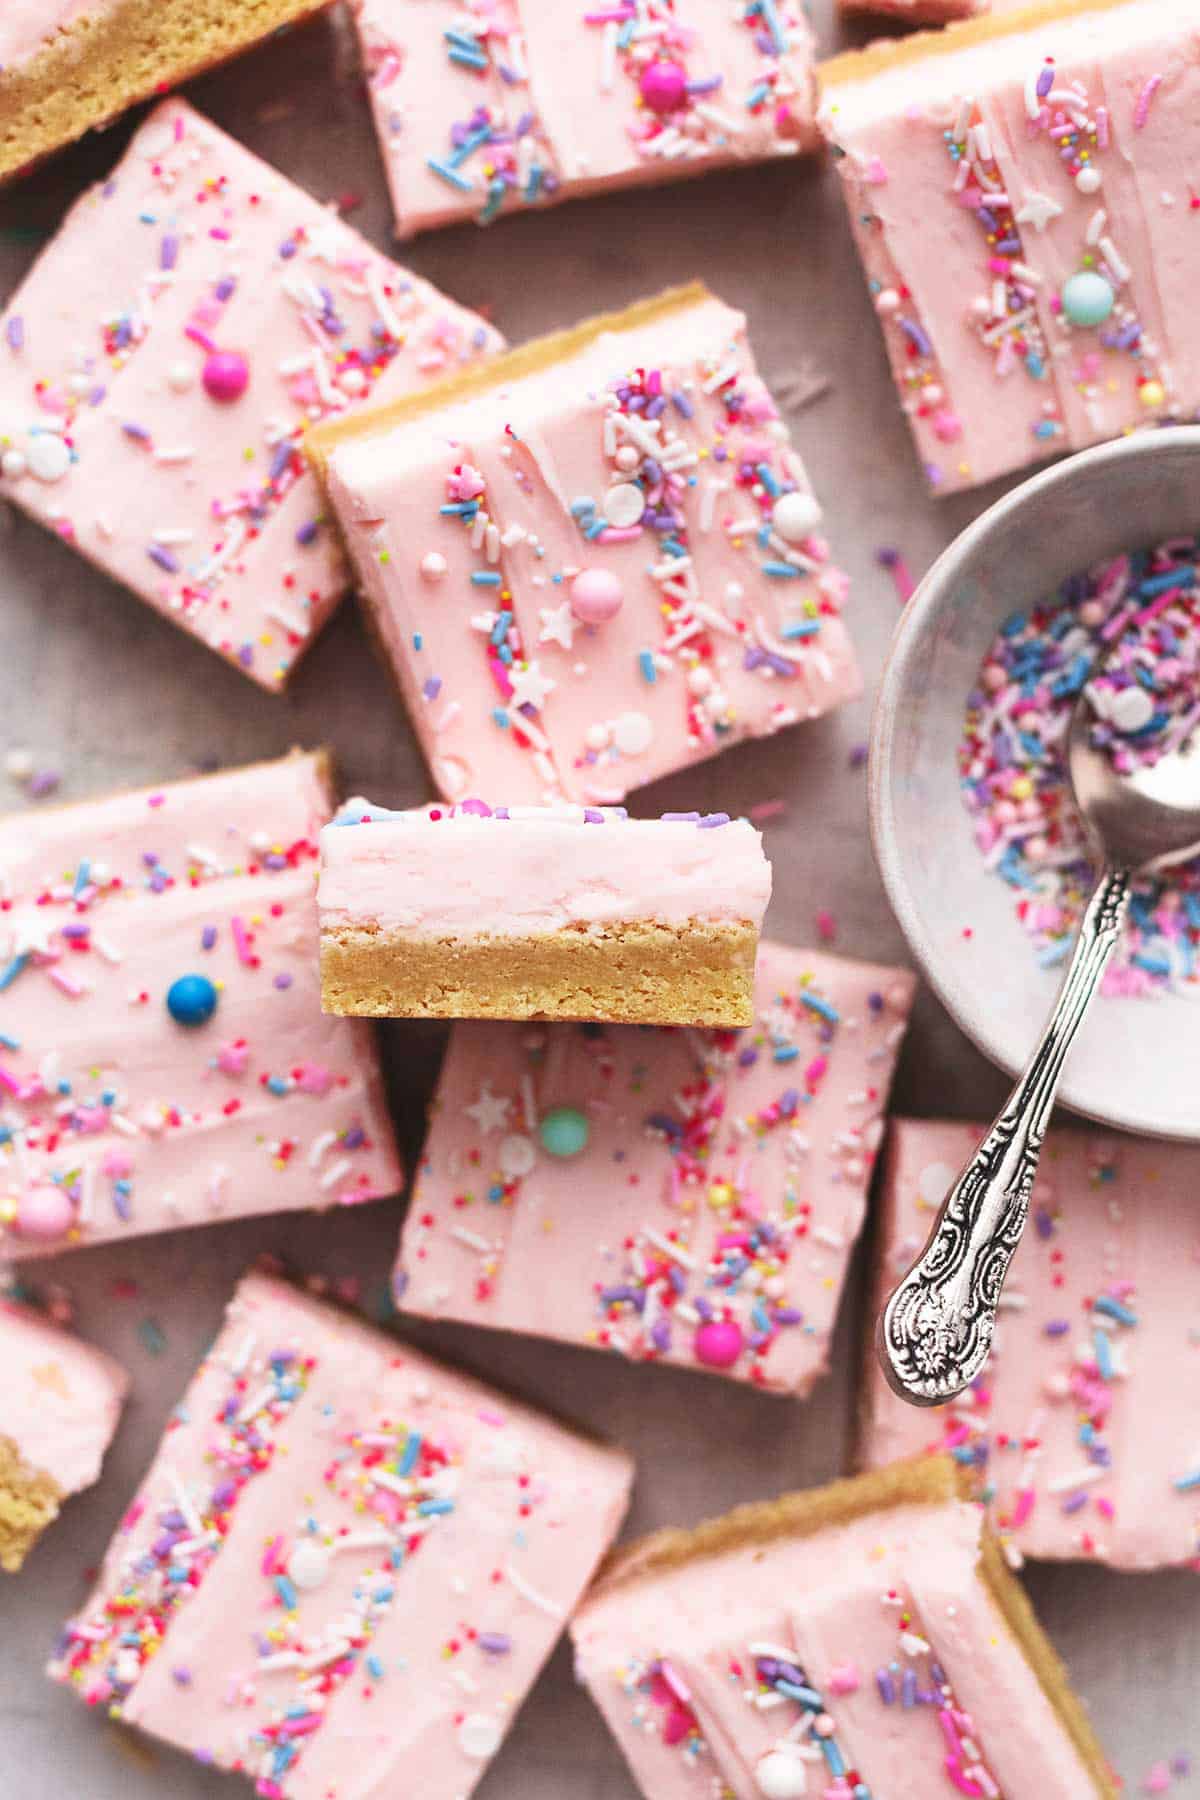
[{"left": 0, "top": 4, "right": 1194, "bottom": 1795}]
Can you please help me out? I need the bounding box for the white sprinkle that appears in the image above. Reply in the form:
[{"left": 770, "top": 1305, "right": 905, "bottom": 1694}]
[{"left": 505, "top": 1560, "right": 565, "bottom": 1618}]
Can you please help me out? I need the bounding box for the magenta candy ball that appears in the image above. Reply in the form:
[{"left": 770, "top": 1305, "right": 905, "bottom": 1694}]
[
  {"left": 202, "top": 350, "right": 250, "bottom": 403},
  {"left": 639, "top": 58, "right": 688, "bottom": 115},
  {"left": 16, "top": 1185, "right": 74, "bottom": 1241},
  {"left": 694, "top": 1318, "right": 744, "bottom": 1369},
  {"left": 569, "top": 568, "right": 624, "bottom": 624}
]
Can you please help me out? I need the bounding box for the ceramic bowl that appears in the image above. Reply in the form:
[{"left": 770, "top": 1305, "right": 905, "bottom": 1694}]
[{"left": 870, "top": 429, "right": 1200, "bottom": 1141}]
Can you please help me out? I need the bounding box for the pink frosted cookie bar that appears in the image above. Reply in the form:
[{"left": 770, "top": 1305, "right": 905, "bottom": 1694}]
[
  {"left": 351, "top": 0, "right": 819, "bottom": 239},
  {"left": 49, "top": 1270, "right": 633, "bottom": 1798},
  {"left": 819, "top": 0, "right": 1200, "bottom": 493},
  {"left": 861, "top": 1118, "right": 1200, "bottom": 1572},
  {"left": 308, "top": 284, "right": 861, "bottom": 806},
  {"left": 0, "top": 99, "right": 502, "bottom": 690},
  {"left": 571, "top": 1457, "right": 1117, "bottom": 1800},
  {"left": 397, "top": 941, "right": 915, "bottom": 1394},
  {"left": 319, "top": 800, "right": 771, "bottom": 1026},
  {"left": 0, "top": 751, "right": 401, "bottom": 1260},
  {"left": 1, "top": 1296, "right": 128, "bottom": 1572}
]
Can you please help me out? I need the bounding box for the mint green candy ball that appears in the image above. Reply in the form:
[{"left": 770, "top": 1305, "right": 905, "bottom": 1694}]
[
  {"left": 1061, "top": 271, "right": 1115, "bottom": 327},
  {"left": 539, "top": 1106, "right": 589, "bottom": 1158}
]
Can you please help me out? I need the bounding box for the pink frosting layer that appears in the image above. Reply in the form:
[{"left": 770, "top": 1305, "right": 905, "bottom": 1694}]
[
  {"left": 0, "top": 99, "right": 501, "bottom": 690},
  {"left": 0, "top": 0, "right": 101, "bottom": 68},
  {"left": 572, "top": 1491, "right": 1102, "bottom": 1800},
  {"left": 863, "top": 1118, "right": 1200, "bottom": 1572},
  {"left": 398, "top": 941, "right": 916, "bottom": 1395},
  {"left": 0, "top": 752, "right": 402, "bottom": 1260},
  {"left": 322, "top": 292, "right": 862, "bottom": 807},
  {"left": 2, "top": 1297, "right": 127, "bottom": 1496},
  {"left": 319, "top": 804, "right": 771, "bottom": 935},
  {"left": 820, "top": 0, "right": 1200, "bottom": 492},
  {"left": 49, "top": 1272, "right": 633, "bottom": 1798},
  {"left": 351, "top": 0, "right": 818, "bottom": 239}
]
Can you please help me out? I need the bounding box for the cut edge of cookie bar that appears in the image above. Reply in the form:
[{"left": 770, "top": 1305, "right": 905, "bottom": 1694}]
[
  {"left": 582, "top": 1454, "right": 1119, "bottom": 1800},
  {"left": 819, "top": 0, "right": 1139, "bottom": 89},
  {"left": 304, "top": 281, "right": 711, "bottom": 475},
  {"left": 0, "top": 0, "right": 334, "bottom": 181},
  {"left": 0, "top": 1435, "right": 62, "bottom": 1574},
  {"left": 319, "top": 918, "right": 758, "bottom": 1025}
]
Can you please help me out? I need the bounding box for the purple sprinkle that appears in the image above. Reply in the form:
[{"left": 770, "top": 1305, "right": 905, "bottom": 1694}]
[
  {"left": 650, "top": 1318, "right": 672, "bottom": 1351},
  {"left": 160, "top": 235, "right": 179, "bottom": 270},
  {"left": 273, "top": 972, "right": 293, "bottom": 991},
  {"left": 123, "top": 422, "right": 152, "bottom": 443},
  {"left": 1037, "top": 63, "right": 1055, "bottom": 98},
  {"left": 699, "top": 812, "right": 731, "bottom": 828},
  {"left": 901, "top": 1668, "right": 917, "bottom": 1708},
  {"left": 478, "top": 1633, "right": 512, "bottom": 1655},
  {"left": 1043, "top": 1318, "right": 1071, "bottom": 1337},
  {"left": 201, "top": 925, "right": 218, "bottom": 951},
  {"left": 343, "top": 1125, "right": 366, "bottom": 1150},
  {"left": 28, "top": 769, "right": 60, "bottom": 798},
  {"left": 772, "top": 1307, "right": 804, "bottom": 1326},
  {"left": 423, "top": 676, "right": 443, "bottom": 701},
  {"left": 214, "top": 276, "right": 236, "bottom": 302},
  {"left": 238, "top": 644, "right": 255, "bottom": 669},
  {"left": 1061, "top": 1491, "right": 1089, "bottom": 1515},
  {"left": 5, "top": 316, "right": 24, "bottom": 351},
  {"left": 876, "top": 1669, "right": 896, "bottom": 1705},
  {"left": 269, "top": 442, "right": 293, "bottom": 483},
  {"left": 392, "top": 1269, "right": 410, "bottom": 1304},
  {"left": 661, "top": 811, "right": 702, "bottom": 822},
  {"left": 148, "top": 544, "right": 180, "bottom": 574},
  {"left": 171, "top": 1668, "right": 193, "bottom": 1687}
]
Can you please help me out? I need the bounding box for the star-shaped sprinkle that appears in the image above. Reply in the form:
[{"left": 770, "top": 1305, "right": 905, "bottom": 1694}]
[
  {"left": 538, "top": 601, "right": 576, "bottom": 651},
  {"left": 508, "top": 661, "right": 556, "bottom": 711},
  {"left": 1015, "top": 192, "right": 1063, "bottom": 233},
  {"left": 466, "top": 1085, "right": 511, "bottom": 1135}
]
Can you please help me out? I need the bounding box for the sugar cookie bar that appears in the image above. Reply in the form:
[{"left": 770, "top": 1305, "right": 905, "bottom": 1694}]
[
  {"left": 49, "top": 1271, "right": 633, "bottom": 1799},
  {"left": 861, "top": 1117, "right": 1200, "bottom": 1572},
  {"left": 319, "top": 800, "right": 771, "bottom": 1025},
  {"left": 0, "top": 751, "right": 401, "bottom": 1259},
  {"left": 0, "top": 0, "right": 332, "bottom": 181},
  {"left": 350, "top": 0, "right": 820, "bottom": 239},
  {"left": 571, "top": 1456, "right": 1118, "bottom": 1800},
  {"left": 819, "top": 0, "right": 1199, "bottom": 492},
  {"left": 308, "top": 284, "right": 861, "bottom": 805},
  {"left": 397, "top": 940, "right": 915, "bottom": 1395},
  {"left": 1, "top": 1297, "right": 127, "bottom": 1573},
  {"left": 0, "top": 99, "right": 502, "bottom": 688}
]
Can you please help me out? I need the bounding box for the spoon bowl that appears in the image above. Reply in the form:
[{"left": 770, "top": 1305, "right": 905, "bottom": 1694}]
[{"left": 1068, "top": 698, "right": 1200, "bottom": 876}]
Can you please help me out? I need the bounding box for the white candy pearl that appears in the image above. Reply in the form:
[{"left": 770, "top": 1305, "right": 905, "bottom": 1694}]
[
  {"left": 611, "top": 711, "right": 653, "bottom": 756},
  {"left": 421, "top": 552, "right": 448, "bottom": 581},
  {"left": 614, "top": 444, "right": 640, "bottom": 471},
  {"left": 26, "top": 434, "right": 70, "bottom": 482},
  {"left": 1075, "top": 165, "right": 1103, "bottom": 195},
  {"left": 168, "top": 362, "right": 195, "bottom": 392},
  {"left": 771, "top": 491, "right": 822, "bottom": 544},
  {"left": 458, "top": 1714, "right": 503, "bottom": 1760},
  {"left": 584, "top": 722, "right": 611, "bottom": 751},
  {"left": 1108, "top": 685, "right": 1154, "bottom": 733},
  {"left": 603, "top": 482, "right": 645, "bottom": 528},
  {"left": 687, "top": 667, "right": 713, "bottom": 696},
  {"left": 755, "top": 1749, "right": 810, "bottom": 1799},
  {"left": 4, "top": 748, "right": 33, "bottom": 780},
  {"left": 288, "top": 1540, "right": 332, "bottom": 1591},
  {"left": 498, "top": 1134, "right": 537, "bottom": 1178},
  {"left": 1, "top": 449, "right": 26, "bottom": 480}
]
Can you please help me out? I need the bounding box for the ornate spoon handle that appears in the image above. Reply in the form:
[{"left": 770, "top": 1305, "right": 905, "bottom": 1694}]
[{"left": 879, "top": 864, "right": 1132, "bottom": 1406}]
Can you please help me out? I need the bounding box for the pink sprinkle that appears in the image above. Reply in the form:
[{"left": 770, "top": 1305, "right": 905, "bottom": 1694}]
[
  {"left": 816, "top": 909, "right": 837, "bottom": 943},
  {"left": 261, "top": 1534, "right": 286, "bottom": 1576},
  {"left": 230, "top": 915, "right": 254, "bottom": 966},
  {"left": 748, "top": 799, "right": 785, "bottom": 823},
  {"left": 47, "top": 964, "right": 85, "bottom": 998},
  {"left": 595, "top": 526, "right": 642, "bottom": 544},
  {"left": 1133, "top": 73, "right": 1163, "bottom": 131},
  {"left": 1011, "top": 1486, "right": 1037, "bottom": 1528}
]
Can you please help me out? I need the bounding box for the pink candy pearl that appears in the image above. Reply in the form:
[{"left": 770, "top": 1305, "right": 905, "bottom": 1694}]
[
  {"left": 16, "top": 1185, "right": 74, "bottom": 1240},
  {"left": 570, "top": 568, "right": 624, "bottom": 624},
  {"left": 202, "top": 350, "right": 250, "bottom": 403},
  {"left": 694, "top": 1317, "right": 744, "bottom": 1369},
  {"left": 639, "top": 58, "right": 688, "bottom": 115}
]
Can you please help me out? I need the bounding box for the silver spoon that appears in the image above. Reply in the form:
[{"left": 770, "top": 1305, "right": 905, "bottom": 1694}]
[{"left": 879, "top": 660, "right": 1200, "bottom": 1406}]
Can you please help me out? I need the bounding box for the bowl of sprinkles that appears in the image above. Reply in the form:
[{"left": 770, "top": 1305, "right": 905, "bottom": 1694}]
[{"left": 871, "top": 426, "right": 1200, "bottom": 1140}]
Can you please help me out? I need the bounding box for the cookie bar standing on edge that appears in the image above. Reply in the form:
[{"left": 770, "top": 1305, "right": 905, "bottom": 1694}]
[
  {"left": 861, "top": 1118, "right": 1200, "bottom": 1572},
  {"left": 319, "top": 800, "right": 771, "bottom": 1025},
  {"left": 818, "top": 0, "right": 1200, "bottom": 494},
  {"left": 0, "top": 99, "right": 502, "bottom": 690},
  {"left": 308, "top": 284, "right": 861, "bottom": 806},
  {"left": 0, "top": 0, "right": 334, "bottom": 180},
  {"left": 397, "top": 941, "right": 915, "bottom": 1395},
  {"left": 571, "top": 1457, "right": 1118, "bottom": 1800},
  {"left": 1, "top": 1296, "right": 128, "bottom": 1573},
  {"left": 0, "top": 751, "right": 402, "bottom": 1260},
  {"left": 350, "top": 0, "right": 820, "bottom": 240},
  {"left": 49, "top": 1271, "right": 634, "bottom": 1798}
]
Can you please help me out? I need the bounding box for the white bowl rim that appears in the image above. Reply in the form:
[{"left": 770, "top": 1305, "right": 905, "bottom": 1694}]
[{"left": 869, "top": 428, "right": 1200, "bottom": 1143}]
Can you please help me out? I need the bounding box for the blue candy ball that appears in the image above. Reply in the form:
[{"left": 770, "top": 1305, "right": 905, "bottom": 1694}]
[
  {"left": 166, "top": 972, "right": 219, "bottom": 1027},
  {"left": 539, "top": 1106, "right": 590, "bottom": 1158},
  {"left": 1060, "top": 270, "right": 1115, "bottom": 328}
]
